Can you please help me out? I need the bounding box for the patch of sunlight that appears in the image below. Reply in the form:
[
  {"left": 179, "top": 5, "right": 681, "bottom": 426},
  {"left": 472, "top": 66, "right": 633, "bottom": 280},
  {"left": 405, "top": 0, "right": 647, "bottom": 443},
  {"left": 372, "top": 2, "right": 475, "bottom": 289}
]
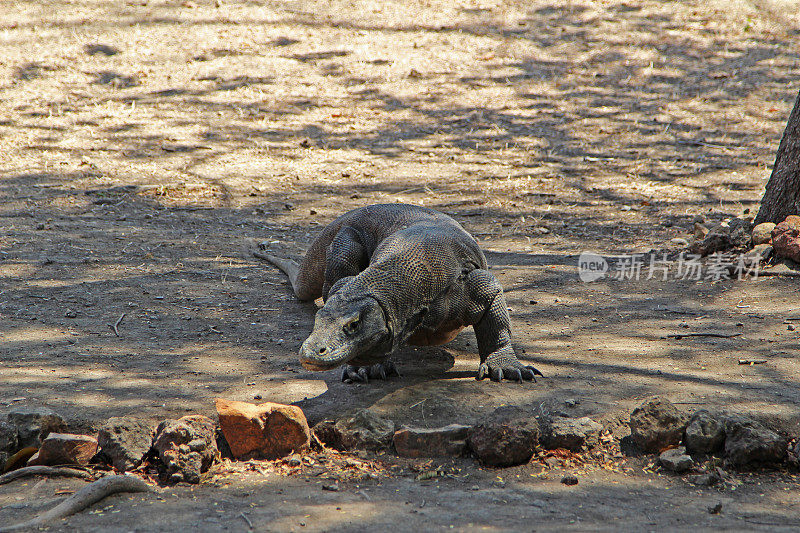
[
  {"left": 0, "top": 326, "right": 70, "bottom": 343},
  {"left": 0, "top": 263, "right": 36, "bottom": 277},
  {"left": 266, "top": 379, "right": 328, "bottom": 403}
]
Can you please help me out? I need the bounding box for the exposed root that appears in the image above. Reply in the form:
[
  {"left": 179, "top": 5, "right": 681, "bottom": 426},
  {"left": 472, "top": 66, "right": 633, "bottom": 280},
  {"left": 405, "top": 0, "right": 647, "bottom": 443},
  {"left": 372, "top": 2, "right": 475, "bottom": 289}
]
[
  {"left": 0, "top": 475, "right": 151, "bottom": 533},
  {"left": 0, "top": 466, "right": 90, "bottom": 486}
]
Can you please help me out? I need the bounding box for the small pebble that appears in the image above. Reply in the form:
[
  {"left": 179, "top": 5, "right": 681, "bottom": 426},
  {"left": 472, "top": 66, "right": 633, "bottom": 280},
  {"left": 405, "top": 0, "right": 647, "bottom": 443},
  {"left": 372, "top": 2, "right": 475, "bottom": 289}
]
[
  {"left": 561, "top": 475, "right": 578, "bottom": 486},
  {"left": 322, "top": 483, "right": 339, "bottom": 492},
  {"left": 708, "top": 502, "right": 722, "bottom": 514},
  {"left": 788, "top": 324, "right": 796, "bottom": 331}
]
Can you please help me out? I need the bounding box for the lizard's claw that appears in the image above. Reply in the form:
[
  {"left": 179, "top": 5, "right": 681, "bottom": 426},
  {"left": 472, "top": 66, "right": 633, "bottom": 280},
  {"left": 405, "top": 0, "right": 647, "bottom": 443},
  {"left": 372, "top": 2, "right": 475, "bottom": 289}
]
[
  {"left": 477, "top": 355, "right": 542, "bottom": 383},
  {"left": 342, "top": 361, "right": 400, "bottom": 384}
]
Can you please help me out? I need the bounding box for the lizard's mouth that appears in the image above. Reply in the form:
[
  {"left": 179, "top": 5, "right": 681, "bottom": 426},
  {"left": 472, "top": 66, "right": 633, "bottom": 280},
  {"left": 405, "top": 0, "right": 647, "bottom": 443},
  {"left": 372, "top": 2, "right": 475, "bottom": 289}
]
[
  {"left": 299, "top": 358, "right": 346, "bottom": 371},
  {"left": 298, "top": 341, "right": 356, "bottom": 371}
]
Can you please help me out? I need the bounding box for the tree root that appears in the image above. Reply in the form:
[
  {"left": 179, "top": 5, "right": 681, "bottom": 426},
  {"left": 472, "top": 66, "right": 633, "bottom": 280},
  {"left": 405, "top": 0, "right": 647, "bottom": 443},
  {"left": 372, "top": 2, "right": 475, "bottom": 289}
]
[
  {"left": 0, "top": 466, "right": 90, "bottom": 485},
  {"left": 0, "top": 475, "right": 152, "bottom": 532}
]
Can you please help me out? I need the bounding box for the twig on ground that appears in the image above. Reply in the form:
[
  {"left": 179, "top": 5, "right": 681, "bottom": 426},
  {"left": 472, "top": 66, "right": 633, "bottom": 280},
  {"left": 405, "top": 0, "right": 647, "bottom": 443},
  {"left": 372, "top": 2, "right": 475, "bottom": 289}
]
[
  {"left": 0, "top": 466, "right": 90, "bottom": 486},
  {"left": 0, "top": 475, "right": 151, "bottom": 533},
  {"left": 738, "top": 359, "right": 767, "bottom": 365},
  {"left": 108, "top": 313, "right": 126, "bottom": 337},
  {"left": 240, "top": 512, "right": 253, "bottom": 529},
  {"left": 667, "top": 332, "right": 742, "bottom": 339}
]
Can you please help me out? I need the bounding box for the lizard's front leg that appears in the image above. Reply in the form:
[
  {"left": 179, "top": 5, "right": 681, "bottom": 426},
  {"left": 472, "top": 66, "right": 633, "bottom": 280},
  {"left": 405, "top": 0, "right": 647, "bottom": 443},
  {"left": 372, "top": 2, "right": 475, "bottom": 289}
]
[{"left": 465, "top": 269, "right": 543, "bottom": 383}]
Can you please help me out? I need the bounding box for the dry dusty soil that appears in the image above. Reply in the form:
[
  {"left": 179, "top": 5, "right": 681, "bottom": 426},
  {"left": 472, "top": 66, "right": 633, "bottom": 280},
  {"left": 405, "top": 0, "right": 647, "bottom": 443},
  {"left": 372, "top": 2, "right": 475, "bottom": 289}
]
[{"left": 2, "top": 0, "right": 800, "bottom": 530}]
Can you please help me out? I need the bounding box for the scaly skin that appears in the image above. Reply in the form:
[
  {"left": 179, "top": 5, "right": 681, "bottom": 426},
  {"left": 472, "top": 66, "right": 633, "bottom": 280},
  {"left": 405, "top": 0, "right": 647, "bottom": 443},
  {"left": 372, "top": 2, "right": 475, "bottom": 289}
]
[{"left": 257, "top": 203, "right": 542, "bottom": 383}]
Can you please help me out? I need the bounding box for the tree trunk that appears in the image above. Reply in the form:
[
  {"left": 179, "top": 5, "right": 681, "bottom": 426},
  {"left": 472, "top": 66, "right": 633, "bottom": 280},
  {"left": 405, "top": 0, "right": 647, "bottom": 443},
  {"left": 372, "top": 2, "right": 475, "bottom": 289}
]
[{"left": 754, "top": 90, "right": 800, "bottom": 225}]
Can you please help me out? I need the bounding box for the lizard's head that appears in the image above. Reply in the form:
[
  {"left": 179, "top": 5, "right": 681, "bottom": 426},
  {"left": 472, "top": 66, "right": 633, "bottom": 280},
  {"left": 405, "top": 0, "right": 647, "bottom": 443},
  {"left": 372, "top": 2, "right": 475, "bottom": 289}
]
[{"left": 299, "top": 293, "right": 391, "bottom": 371}]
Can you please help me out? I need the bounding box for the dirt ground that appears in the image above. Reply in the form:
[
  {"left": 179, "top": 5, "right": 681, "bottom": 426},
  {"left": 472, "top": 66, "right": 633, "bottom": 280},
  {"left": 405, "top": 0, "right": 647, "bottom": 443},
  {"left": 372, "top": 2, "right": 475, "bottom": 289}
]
[{"left": 2, "top": 0, "right": 800, "bottom": 530}]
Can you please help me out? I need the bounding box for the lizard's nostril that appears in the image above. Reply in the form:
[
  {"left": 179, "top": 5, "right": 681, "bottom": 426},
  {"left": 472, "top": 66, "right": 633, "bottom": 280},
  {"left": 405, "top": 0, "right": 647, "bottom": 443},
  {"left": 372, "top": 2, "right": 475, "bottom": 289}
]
[{"left": 319, "top": 347, "right": 326, "bottom": 354}]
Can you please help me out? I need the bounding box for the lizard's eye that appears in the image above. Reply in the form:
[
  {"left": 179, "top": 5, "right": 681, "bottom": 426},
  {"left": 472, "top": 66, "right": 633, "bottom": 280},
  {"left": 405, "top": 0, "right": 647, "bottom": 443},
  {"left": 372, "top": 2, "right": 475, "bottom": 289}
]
[{"left": 343, "top": 315, "right": 361, "bottom": 335}]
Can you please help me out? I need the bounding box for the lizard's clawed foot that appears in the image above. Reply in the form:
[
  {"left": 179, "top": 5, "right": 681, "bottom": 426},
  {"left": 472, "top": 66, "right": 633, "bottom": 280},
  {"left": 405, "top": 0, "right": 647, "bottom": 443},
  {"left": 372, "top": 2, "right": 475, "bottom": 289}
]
[
  {"left": 342, "top": 361, "right": 400, "bottom": 384},
  {"left": 477, "top": 354, "right": 543, "bottom": 383}
]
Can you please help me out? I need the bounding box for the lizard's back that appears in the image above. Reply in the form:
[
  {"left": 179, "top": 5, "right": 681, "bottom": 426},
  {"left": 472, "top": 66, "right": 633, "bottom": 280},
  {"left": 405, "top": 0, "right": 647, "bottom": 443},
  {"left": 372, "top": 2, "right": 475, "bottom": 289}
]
[{"left": 295, "top": 204, "right": 486, "bottom": 301}]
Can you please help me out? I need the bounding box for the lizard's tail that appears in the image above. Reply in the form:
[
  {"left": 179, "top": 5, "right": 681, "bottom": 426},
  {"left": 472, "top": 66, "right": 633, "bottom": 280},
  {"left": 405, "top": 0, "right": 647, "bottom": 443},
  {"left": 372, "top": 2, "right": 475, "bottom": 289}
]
[{"left": 253, "top": 250, "right": 303, "bottom": 298}]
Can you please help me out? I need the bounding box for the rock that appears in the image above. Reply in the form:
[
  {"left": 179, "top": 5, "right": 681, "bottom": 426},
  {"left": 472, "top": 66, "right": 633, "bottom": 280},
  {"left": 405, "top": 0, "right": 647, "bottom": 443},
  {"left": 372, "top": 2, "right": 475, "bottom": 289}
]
[
  {"left": 312, "top": 420, "right": 341, "bottom": 450},
  {"left": 771, "top": 215, "right": 800, "bottom": 263},
  {"left": 97, "top": 417, "right": 155, "bottom": 472},
  {"left": 689, "top": 218, "right": 752, "bottom": 256},
  {"left": 216, "top": 399, "right": 310, "bottom": 460},
  {"left": 670, "top": 237, "right": 689, "bottom": 246},
  {"left": 334, "top": 409, "right": 395, "bottom": 451},
  {"left": 27, "top": 433, "right": 98, "bottom": 466},
  {"left": 752, "top": 222, "right": 776, "bottom": 245},
  {"left": 688, "top": 472, "right": 720, "bottom": 487},
  {"left": 708, "top": 502, "right": 723, "bottom": 514},
  {"left": 561, "top": 474, "right": 579, "bottom": 485},
  {"left": 153, "top": 415, "right": 217, "bottom": 484},
  {"left": 684, "top": 410, "right": 725, "bottom": 454},
  {"left": 629, "top": 397, "right": 687, "bottom": 454},
  {"left": 723, "top": 415, "right": 788, "bottom": 466},
  {"left": 467, "top": 407, "right": 539, "bottom": 467},
  {"left": 6, "top": 406, "right": 66, "bottom": 448},
  {"left": 693, "top": 223, "right": 710, "bottom": 240},
  {"left": 658, "top": 446, "right": 693, "bottom": 473},
  {"left": 0, "top": 420, "right": 18, "bottom": 457},
  {"left": 539, "top": 416, "right": 603, "bottom": 451},
  {"left": 762, "top": 259, "right": 800, "bottom": 275},
  {"left": 743, "top": 243, "right": 773, "bottom": 265},
  {"left": 393, "top": 424, "right": 470, "bottom": 458}
]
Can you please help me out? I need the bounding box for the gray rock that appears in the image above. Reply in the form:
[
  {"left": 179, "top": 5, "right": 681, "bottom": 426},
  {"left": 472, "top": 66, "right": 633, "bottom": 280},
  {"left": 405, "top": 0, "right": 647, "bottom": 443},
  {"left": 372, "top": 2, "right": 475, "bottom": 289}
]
[
  {"left": 689, "top": 218, "right": 752, "bottom": 256},
  {"left": 684, "top": 410, "right": 725, "bottom": 454},
  {"left": 743, "top": 243, "right": 773, "bottom": 265},
  {"left": 6, "top": 406, "right": 67, "bottom": 448},
  {"left": 629, "top": 397, "right": 686, "bottom": 454},
  {"left": 97, "top": 417, "right": 155, "bottom": 472},
  {"left": 723, "top": 415, "right": 788, "bottom": 466},
  {"left": 393, "top": 424, "right": 470, "bottom": 458},
  {"left": 659, "top": 446, "right": 693, "bottom": 473},
  {"left": 539, "top": 416, "right": 603, "bottom": 451},
  {"left": 334, "top": 409, "right": 395, "bottom": 451},
  {"left": 0, "top": 420, "right": 18, "bottom": 455},
  {"left": 153, "top": 415, "right": 217, "bottom": 484},
  {"left": 688, "top": 472, "right": 720, "bottom": 487},
  {"left": 752, "top": 222, "right": 776, "bottom": 245},
  {"left": 467, "top": 406, "right": 539, "bottom": 467},
  {"left": 0, "top": 421, "right": 16, "bottom": 468}
]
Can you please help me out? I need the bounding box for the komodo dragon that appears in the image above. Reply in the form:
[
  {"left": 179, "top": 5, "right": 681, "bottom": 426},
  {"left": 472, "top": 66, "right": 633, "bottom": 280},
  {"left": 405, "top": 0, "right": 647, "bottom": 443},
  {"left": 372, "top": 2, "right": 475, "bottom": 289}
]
[{"left": 255, "top": 203, "right": 542, "bottom": 383}]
